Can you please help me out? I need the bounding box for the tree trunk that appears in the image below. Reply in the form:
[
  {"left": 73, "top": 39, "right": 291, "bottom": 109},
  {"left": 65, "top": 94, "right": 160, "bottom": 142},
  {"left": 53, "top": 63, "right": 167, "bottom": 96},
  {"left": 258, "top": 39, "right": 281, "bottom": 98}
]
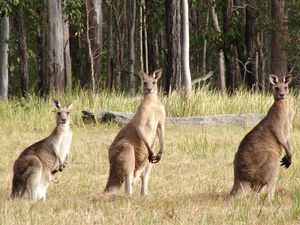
[
  {"left": 46, "top": 0, "right": 65, "bottom": 94},
  {"left": 182, "top": 0, "right": 192, "bottom": 96},
  {"left": 139, "top": 2, "right": 144, "bottom": 73},
  {"left": 141, "top": 0, "right": 149, "bottom": 74},
  {"left": 203, "top": 8, "right": 210, "bottom": 77},
  {"left": 36, "top": 24, "right": 47, "bottom": 96},
  {"left": 127, "top": 0, "right": 136, "bottom": 94},
  {"left": 17, "top": 7, "right": 29, "bottom": 97},
  {"left": 106, "top": 3, "right": 114, "bottom": 90},
  {"left": 165, "top": 0, "right": 181, "bottom": 94},
  {"left": 146, "top": 0, "right": 158, "bottom": 73},
  {"left": 211, "top": 1, "right": 226, "bottom": 93},
  {"left": 112, "top": 0, "right": 125, "bottom": 90},
  {"left": 86, "top": 0, "right": 103, "bottom": 91},
  {"left": 223, "top": 0, "right": 238, "bottom": 93},
  {"left": 245, "top": 0, "right": 258, "bottom": 89},
  {"left": 270, "top": 0, "right": 288, "bottom": 78},
  {"left": 0, "top": 16, "right": 9, "bottom": 100},
  {"left": 63, "top": 17, "right": 72, "bottom": 92}
]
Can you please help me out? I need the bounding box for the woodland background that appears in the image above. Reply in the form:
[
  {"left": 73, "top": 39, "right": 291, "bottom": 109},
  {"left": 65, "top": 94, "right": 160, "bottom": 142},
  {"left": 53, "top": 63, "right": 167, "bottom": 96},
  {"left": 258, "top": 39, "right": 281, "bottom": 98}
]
[{"left": 0, "top": 0, "right": 300, "bottom": 98}]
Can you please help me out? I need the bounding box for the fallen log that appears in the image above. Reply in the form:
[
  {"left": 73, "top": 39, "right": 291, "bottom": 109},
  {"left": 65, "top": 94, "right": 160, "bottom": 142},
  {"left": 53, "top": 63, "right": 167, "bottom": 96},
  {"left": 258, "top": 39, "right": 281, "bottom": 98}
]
[{"left": 82, "top": 110, "right": 265, "bottom": 127}]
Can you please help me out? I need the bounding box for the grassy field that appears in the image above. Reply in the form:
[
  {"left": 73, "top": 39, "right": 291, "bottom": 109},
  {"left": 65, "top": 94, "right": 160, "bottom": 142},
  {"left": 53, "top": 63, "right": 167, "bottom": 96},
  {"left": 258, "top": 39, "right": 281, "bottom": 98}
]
[{"left": 1, "top": 90, "right": 300, "bottom": 224}]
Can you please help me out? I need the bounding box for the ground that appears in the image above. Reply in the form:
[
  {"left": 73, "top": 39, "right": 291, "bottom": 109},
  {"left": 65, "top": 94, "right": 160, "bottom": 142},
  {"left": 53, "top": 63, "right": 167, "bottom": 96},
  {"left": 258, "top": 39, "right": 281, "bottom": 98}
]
[{"left": 1, "top": 120, "right": 300, "bottom": 225}]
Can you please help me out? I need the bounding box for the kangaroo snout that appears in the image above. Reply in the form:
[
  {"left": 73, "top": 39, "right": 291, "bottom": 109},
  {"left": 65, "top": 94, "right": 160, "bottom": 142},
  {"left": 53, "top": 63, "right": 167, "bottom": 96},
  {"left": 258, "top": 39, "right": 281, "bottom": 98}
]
[
  {"left": 60, "top": 118, "right": 67, "bottom": 124},
  {"left": 146, "top": 87, "right": 152, "bottom": 93},
  {"left": 279, "top": 93, "right": 286, "bottom": 99}
]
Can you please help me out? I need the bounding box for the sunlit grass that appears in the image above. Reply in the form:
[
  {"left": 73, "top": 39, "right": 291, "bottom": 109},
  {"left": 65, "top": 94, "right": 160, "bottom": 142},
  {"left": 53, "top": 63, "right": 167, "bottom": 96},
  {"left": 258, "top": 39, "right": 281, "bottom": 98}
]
[{"left": 0, "top": 89, "right": 300, "bottom": 224}]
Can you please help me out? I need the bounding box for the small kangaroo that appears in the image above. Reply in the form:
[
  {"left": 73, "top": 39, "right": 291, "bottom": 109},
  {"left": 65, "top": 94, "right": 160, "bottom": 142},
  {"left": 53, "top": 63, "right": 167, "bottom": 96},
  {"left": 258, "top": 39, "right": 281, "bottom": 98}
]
[
  {"left": 103, "top": 69, "right": 165, "bottom": 195},
  {"left": 229, "top": 74, "right": 293, "bottom": 201},
  {"left": 11, "top": 99, "right": 75, "bottom": 201}
]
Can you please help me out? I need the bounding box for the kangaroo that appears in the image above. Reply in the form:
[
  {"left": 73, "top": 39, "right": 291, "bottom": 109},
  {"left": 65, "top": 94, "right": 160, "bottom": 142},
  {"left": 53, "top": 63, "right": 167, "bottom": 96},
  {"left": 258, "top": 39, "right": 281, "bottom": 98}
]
[
  {"left": 103, "top": 69, "right": 165, "bottom": 196},
  {"left": 228, "top": 74, "right": 293, "bottom": 201},
  {"left": 11, "top": 99, "right": 75, "bottom": 201}
]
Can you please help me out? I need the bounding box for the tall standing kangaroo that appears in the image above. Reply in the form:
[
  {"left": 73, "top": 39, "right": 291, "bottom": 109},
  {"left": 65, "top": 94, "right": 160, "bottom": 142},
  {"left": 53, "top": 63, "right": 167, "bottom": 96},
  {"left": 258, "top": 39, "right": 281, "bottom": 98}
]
[
  {"left": 11, "top": 100, "right": 75, "bottom": 201},
  {"left": 229, "top": 74, "right": 293, "bottom": 201},
  {"left": 103, "top": 69, "right": 165, "bottom": 195}
]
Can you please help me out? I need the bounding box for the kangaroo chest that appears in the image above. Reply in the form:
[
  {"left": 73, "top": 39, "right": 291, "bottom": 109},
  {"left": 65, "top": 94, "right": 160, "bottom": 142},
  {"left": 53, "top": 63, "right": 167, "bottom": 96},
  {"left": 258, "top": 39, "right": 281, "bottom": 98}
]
[{"left": 59, "top": 131, "right": 73, "bottom": 163}]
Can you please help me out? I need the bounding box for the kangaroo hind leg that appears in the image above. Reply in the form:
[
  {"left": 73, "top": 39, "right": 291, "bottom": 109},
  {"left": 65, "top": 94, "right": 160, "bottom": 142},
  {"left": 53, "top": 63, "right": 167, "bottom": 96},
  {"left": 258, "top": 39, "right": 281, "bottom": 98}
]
[
  {"left": 140, "top": 163, "right": 152, "bottom": 196},
  {"left": 228, "top": 180, "right": 251, "bottom": 200},
  {"left": 25, "top": 158, "right": 43, "bottom": 201}
]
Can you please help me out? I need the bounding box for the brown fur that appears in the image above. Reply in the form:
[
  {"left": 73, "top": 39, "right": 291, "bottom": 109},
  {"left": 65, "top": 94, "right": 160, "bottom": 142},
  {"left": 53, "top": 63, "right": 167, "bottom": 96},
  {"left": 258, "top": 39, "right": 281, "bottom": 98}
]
[
  {"left": 229, "top": 74, "right": 293, "bottom": 201},
  {"left": 103, "top": 69, "right": 165, "bottom": 195},
  {"left": 11, "top": 100, "right": 75, "bottom": 201}
]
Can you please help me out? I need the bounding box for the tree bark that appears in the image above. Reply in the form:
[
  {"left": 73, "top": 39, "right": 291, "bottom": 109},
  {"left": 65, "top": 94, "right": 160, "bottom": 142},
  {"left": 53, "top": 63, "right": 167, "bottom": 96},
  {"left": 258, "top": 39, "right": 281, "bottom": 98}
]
[
  {"left": 0, "top": 16, "right": 9, "bottom": 100},
  {"left": 223, "top": 0, "right": 240, "bottom": 93},
  {"left": 17, "top": 7, "right": 29, "bottom": 97},
  {"left": 211, "top": 1, "right": 226, "bottom": 93},
  {"left": 203, "top": 8, "right": 210, "bottom": 77},
  {"left": 63, "top": 17, "right": 72, "bottom": 92},
  {"left": 146, "top": 0, "right": 158, "bottom": 73},
  {"left": 106, "top": 2, "right": 114, "bottom": 90},
  {"left": 165, "top": 0, "right": 181, "bottom": 94},
  {"left": 86, "top": 0, "right": 103, "bottom": 91},
  {"left": 36, "top": 24, "right": 47, "bottom": 96},
  {"left": 182, "top": 0, "right": 192, "bottom": 96},
  {"left": 270, "top": 0, "right": 288, "bottom": 78},
  {"left": 46, "top": 0, "right": 65, "bottom": 94},
  {"left": 245, "top": 0, "right": 258, "bottom": 89},
  {"left": 127, "top": 0, "right": 136, "bottom": 94}
]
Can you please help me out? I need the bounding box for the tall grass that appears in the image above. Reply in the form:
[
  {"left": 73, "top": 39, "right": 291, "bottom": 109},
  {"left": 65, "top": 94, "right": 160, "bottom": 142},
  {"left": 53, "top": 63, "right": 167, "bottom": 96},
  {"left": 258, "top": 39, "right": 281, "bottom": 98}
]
[{"left": 0, "top": 89, "right": 300, "bottom": 224}]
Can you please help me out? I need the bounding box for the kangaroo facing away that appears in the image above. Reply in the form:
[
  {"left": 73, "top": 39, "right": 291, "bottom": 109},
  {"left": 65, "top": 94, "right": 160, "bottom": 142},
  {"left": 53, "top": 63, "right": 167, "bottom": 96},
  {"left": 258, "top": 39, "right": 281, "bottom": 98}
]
[
  {"left": 103, "top": 69, "right": 165, "bottom": 196},
  {"left": 11, "top": 100, "right": 75, "bottom": 201},
  {"left": 229, "top": 74, "right": 293, "bottom": 201}
]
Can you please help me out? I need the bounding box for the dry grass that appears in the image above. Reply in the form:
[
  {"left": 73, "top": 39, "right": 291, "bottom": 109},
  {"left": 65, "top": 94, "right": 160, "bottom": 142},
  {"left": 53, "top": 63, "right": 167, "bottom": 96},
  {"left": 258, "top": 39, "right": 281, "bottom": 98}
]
[{"left": 1, "top": 91, "right": 300, "bottom": 224}]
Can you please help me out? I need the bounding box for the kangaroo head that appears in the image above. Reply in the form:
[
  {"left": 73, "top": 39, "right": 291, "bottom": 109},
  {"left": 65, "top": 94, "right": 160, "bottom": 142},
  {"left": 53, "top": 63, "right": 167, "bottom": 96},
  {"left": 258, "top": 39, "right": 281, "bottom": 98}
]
[
  {"left": 52, "top": 100, "right": 76, "bottom": 126},
  {"left": 139, "top": 69, "right": 163, "bottom": 95},
  {"left": 269, "top": 74, "right": 292, "bottom": 100}
]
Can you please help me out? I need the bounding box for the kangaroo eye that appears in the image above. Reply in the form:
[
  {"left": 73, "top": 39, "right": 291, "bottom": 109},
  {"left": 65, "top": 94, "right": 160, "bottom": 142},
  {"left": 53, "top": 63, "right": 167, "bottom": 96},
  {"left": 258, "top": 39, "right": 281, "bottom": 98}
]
[
  {"left": 67, "top": 112, "right": 70, "bottom": 115},
  {"left": 153, "top": 81, "right": 156, "bottom": 85},
  {"left": 57, "top": 112, "right": 61, "bottom": 116},
  {"left": 144, "top": 82, "right": 147, "bottom": 86}
]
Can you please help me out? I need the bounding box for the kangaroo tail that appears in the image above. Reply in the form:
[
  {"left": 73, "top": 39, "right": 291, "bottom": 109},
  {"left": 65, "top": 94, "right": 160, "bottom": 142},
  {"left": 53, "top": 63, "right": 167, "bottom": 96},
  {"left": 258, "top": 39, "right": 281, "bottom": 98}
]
[
  {"left": 11, "top": 167, "right": 33, "bottom": 199},
  {"left": 103, "top": 167, "right": 124, "bottom": 194}
]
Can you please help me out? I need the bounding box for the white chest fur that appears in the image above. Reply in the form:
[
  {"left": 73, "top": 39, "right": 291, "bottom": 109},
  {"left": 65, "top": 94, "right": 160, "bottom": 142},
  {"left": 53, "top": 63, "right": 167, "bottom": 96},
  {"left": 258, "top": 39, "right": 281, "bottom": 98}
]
[
  {"left": 50, "top": 129, "right": 73, "bottom": 167},
  {"left": 58, "top": 130, "right": 73, "bottom": 164}
]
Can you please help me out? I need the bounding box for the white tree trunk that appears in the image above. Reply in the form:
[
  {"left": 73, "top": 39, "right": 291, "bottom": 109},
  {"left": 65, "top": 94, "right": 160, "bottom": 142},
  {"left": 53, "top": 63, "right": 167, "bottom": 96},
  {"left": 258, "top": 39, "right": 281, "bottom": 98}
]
[
  {"left": 211, "top": 1, "right": 226, "bottom": 93},
  {"left": 0, "top": 16, "right": 9, "bottom": 99},
  {"left": 182, "top": 0, "right": 192, "bottom": 96},
  {"left": 47, "top": 0, "right": 64, "bottom": 93}
]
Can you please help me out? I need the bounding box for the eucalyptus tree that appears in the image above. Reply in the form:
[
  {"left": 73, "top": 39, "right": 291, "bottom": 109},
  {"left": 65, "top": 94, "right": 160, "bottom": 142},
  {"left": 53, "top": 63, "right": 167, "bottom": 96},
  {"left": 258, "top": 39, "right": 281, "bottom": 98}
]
[{"left": 0, "top": 16, "right": 9, "bottom": 99}]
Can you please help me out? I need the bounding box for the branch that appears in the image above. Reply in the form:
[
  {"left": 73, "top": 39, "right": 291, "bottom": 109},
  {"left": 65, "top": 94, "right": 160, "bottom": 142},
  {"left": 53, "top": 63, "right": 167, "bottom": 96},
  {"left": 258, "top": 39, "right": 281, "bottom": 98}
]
[{"left": 191, "top": 71, "right": 214, "bottom": 86}]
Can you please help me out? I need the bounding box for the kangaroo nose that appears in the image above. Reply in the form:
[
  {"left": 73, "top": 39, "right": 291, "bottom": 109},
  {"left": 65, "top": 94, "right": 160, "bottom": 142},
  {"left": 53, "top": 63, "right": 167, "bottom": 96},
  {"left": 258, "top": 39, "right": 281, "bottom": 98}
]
[
  {"left": 61, "top": 118, "right": 66, "bottom": 123},
  {"left": 146, "top": 87, "right": 152, "bottom": 92},
  {"left": 279, "top": 93, "right": 285, "bottom": 98}
]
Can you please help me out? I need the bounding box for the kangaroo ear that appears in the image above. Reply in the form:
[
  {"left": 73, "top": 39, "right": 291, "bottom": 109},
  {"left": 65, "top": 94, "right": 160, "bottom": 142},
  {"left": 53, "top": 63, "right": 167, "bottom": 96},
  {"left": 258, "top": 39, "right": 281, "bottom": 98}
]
[
  {"left": 284, "top": 74, "right": 292, "bottom": 84},
  {"left": 66, "top": 100, "right": 76, "bottom": 111},
  {"left": 52, "top": 99, "right": 61, "bottom": 110},
  {"left": 269, "top": 74, "right": 278, "bottom": 85},
  {"left": 139, "top": 70, "right": 148, "bottom": 80},
  {"left": 152, "top": 69, "right": 163, "bottom": 80}
]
